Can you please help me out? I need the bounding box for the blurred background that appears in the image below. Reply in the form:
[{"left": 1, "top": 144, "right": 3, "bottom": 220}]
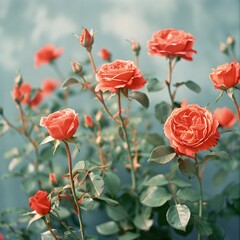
[{"left": 0, "top": 0, "right": 239, "bottom": 239}]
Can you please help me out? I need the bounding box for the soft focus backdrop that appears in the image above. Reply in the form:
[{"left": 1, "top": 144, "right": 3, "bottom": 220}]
[{"left": 0, "top": 0, "right": 239, "bottom": 238}]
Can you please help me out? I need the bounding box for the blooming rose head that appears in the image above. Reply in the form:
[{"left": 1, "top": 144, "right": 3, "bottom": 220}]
[
  {"left": 95, "top": 60, "right": 146, "bottom": 93},
  {"left": 29, "top": 190, "right": 51, "bottom": 215},
  {"left": 214, "top": 107, "right": 236, "bottom": 128},
  {"left": 164, "top": 104, "right": 220, "bottom": 156},
  {"left": 147, "top": 28, "right": 197, "bottom": 61},
  {"left": 79, "top": 28, "right": 94, "bottom": 52},
  {"left": 42, "top": 78, "right": 59, "bottom": 96},
  {"left": 34, "top": 44, "right": 63, "bottom": 68},
  {"left": 209, "top": 61, "right": 240, "bottom": 90},
  {"left": 98, "top": 48, "right": 111, "bottom": 61},
  {"left": 40, "top": 108, "right": 80, "bottom": 140}
]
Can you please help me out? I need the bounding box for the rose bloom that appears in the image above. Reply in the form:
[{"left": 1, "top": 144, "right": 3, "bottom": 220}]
[
  {"left": 12, "top": 82, "right": 32, "bottom": 104},
  {"left": 29, "top": 190, "right": 51, "bottom": 215},
  {"left": 42, "top": 78, "right": 59, "bottom": 96},
  {"left": 40, "top": 108, "right": 80, "bottom": 140},
  {"left": 164, "top": 104, "right": 220, "bottom": 156},
  {"left": 95, "top": 60, "right": 146, "bottom": 92},
  {"left": 214, "top": 107, "right": 236, "bottom": 128},
  {"left": 147, "top": 28, "right": 197, "bottom": 61},
  {"left": 98, "top": 48, "right": 111, "bottom": 61},
  {"left": 34, "top": 44, "right": 63, "bottom": 68},
  {"left": 80, "top": 28, "right": 94, "bottom": 51},
  {"left": 209, "top": 61, "right": 240, "bottom": 90}
]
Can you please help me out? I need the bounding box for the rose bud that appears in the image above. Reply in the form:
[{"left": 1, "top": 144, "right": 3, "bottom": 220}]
[
  {"left": 29, "top": 190, "right": 51, "bottom": 215},
  {"left": 11, "top": 82, "right": 32, "bottom": 104},
  {"left": 98, "top": 48, "right": 111, "bottom": 61},
  {"left": 209, "top": 61, "right": 240, "bottom": 90},
  {"left": 226, "top": 35, "right": 235, "bottom": 47},
  {"left": 71, "top": 60, "right": 83, "bottom": 74},
  {"left": 147, "top": 28, "right": 197, "bottom": 61},
  {"left": 214, "top": 107, "right": 236, "bottom": 128},
  {"left": 84, "top": 115, "right": 94, "bottom": 128},
  {"left": 164, "top": 104, "right": 220, "bottom": 156},
  {"left": 34, "top": 44, "right": 63, "bottom": 68},
  {"left": 79, "top": 28, "right": 94, "bottom": 52},
  {"left": 131, "top": 40, "right": 141, "bottom": 56},
  {"left": 40, "top": 108, "right": 80, "bottom": 140},
  {"left": 219, "top": 42, "right": 228, "bottom": 55},
  {"left": 49, "top": 172, "right": 58, "bottom": 184}
]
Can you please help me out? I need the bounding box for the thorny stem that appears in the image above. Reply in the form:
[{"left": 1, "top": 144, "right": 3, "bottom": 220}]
[
  {"left": 60, "top": 221, "right": 81, "bottom": 240},
  {"left": 43, "top": 218, "right": 58, "bottom": 240},
  {"left": 64, "top": 142, "right": 85, "bottom": 240},
  {"left": 232, "top": 94, "right": 240, "bottom": 125},
  {"left": 117, "top": 91, "right": 136, "bottom": 190},
  {"left": 17, "top": 104, "right": 27, "bottom": 133}
]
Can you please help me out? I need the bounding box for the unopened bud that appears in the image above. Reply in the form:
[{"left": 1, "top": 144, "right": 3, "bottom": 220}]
[
  {"left": 95, "top": 110, "right": 103, "bottom": 122},
  {"left": 98, "top": 48, "right": 111, "bottom": 61},
  {"left": 71, "top": 61, "right": 83, "bottom": 74},
  {"left": 226, "top": 35, "right": 235, "bottom": 47},
  {"left": 79, "top": 27, "right": 94, "bottom": 52},
  {"left": 84, "top": 114, "right": 94, "bottom": 128},
  {"left": 219, "top": 42, "right": 228, "bottom": 55},
  {"left": 130, "top": 40, "right": 141, "bottom": 56},
  {"left": 15, "top": 73, "right": 23, "bottom": 87},
  {"left": 49, "top": 172, "right": 58, "bottom": 184}
]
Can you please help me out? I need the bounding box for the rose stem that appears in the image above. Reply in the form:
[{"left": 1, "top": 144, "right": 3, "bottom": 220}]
[
  {"left": 166, "top": 59, "right": 174, "bottom": 107},
  {"left": 64, "top": 141, "right": 85, "bottom": 240},
  {"left": 232, "top": 93, "right": 240, "bottom": 125},
  {"left": 17, "top": 103, "right": 27, "bottom": 133},
  {"left": 80, "top": 74, "right": 115, "bottom": 120},
  {"left": 117, "top": 91, "right": 136, "bottom": 190},
  {"left": 195, "top": 154, "right": 203, "bottom": 240},
  {"left": 43, "top": 218, "right": 59, "bottom": 240},
  {"left": 87, "top": 51, "right": 97, "bottom": 73}
]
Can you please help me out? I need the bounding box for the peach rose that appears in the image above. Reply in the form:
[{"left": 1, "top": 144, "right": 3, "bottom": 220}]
[
  {"left": 79, "top": 28, "right": 94, "bottom": 52},
  {"left": 164, "top": 104, "right": 220, "bottom": 156},
  {"left": 42, "top": 78, "right": 59, "bottom": 96},
  {"left": 40, "top": 108, "right": 79, "bottom": 140},
  {"left": 147, "top": 28, "right": 197, "bottom": 61},
  {"left": 34, "top": 44, "right": 63, "bottom": 68},
  {"left": 214, "top": 107, "right": 236, "bottom": 128},
  {"left": 209, "top": 61, "right": 240, "bottom": 90},
  {"left": 29, "top": 190, "right": 51, "bottom": 215},
  {"left": 98, "top": 48, "right": 111, "bottom": 61},
  {"left": 95, "top": 60, "right": 146, "bottom": 92}
]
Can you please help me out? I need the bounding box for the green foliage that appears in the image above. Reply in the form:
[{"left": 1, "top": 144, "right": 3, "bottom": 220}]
[
  {"left": 154, "top": 101, "right": 172, "bottom": 124},
  {"left": 147, "top": 78, "right": 166, "bottom": 92}
]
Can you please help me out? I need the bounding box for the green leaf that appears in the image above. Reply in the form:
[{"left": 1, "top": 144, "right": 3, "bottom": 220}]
[
  {"left": 103, "top": 171, "right": 121, "bottom": 196},
  {"left": 184, "top": 80, "right": 201, "bottom": 93},
  {"left": 118, "top": 232, "right": 140, "bottom": 240},
  {"left": 80, "top": 193, "right": 95, "bottom": 211},
  {"left": 97, "top": 196, "right": 119, "bottom": 206},
  {"left": 226, "top": 87, "right": 234, "bottom": 100},
  {"left": 144, "top": 174, "right": 169, "bottom": 187},
  {"left": 73, "top": 161, "right": 86, "bottom": 173},
  {"left": 39, "top": 136, "right": 55, "bottom": 145},
  {"left": 64, "top": 137, "right": 80, "bottom": 151},
  {"left": 129, "top": 91, "right": 149, "bottom": 109},
  {"left": 148, "top": 146, "right": 176, "bottom": 165},
  {"left": 228, "top": 184, "right": 240, "bottom": 200},
  {"left": 62, "top": 77, "right": 80, "bottom": 89},
  {"left": 133, "top": 214, "right": 153, "bottom": 231},
  {"left": 166, "top": 204, "right": 190, "bottom": 231},
  {"left": 86, "top": 172, "right": 104, "bottom": 197},
  {"left": 195, "top": 216, "right": 213, "bottom": 236},
  {"left": 155, "top": 101, "right": 172, "bottom": 124},
  {"left": 147, "top": 78, "right": 165, "bottom": 92},
  {"left": 213, "top": 168, "right": 228, "bottom": 186},
  {"left": 0, "top": 120, "right": 9, "bottom": 136},
  {"left": 176, "top": 188, "right": 199, "bottom": 202},
  {"left": 41, "top": 230, "right": 62, "bottom": 239},
  {"left": 144, "top": 133, "right": 165, "bottom": 146},
  {"left": 96, "top": 221, "right": 119, "bottom": 235},
  {"left": 53, "top": 140, "right": 61, "bottom": 155},
  {"left": 178, "top": 158, "right": 197, "bottom": 178},
  {"left": 171, "top": 178, "right": 191, "bottom": 188},
  {"left": 107, "top": 205, "right": 128, "bottom": 221},
  {"left": 140, "top": 186, "right": 172, "bottom": 207},
  {"left": 203, "top": 151, "right": 229, "bottom": 162}
]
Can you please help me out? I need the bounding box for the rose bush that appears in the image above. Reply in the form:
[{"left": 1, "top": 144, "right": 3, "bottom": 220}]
[
  {"left": 164, "top": 104, "right": 220, "bottom": 156},
  {"left": 29, "top": 190, "right": 51, "bottom": 215},
  {"left": 95, "top": 59, "right": 146, "bottom": 92},
  {"left": 147, "top": 28, "right": 197, "bottom": 60},
  {"left": 40, "top": 108, "right": 79, "bottom": 140}
]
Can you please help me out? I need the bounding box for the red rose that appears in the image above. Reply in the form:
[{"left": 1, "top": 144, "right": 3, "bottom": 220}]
[
  {"left": 42, "top": 78, "right": 59, "bottom": 96},
  {"left": 95, "top": 60, "right": 146, "bottom": 93},
  {"left": 34, "top": 44, "right": 63, "bottom": 68},
  {"left": 29, "top": 190, "right": 51, "bottom": 215},
  {"left": 40, "top": 108, "right": 80, "bottom": 140},
  {"left": 98, "top": 48, "right": 111, "bottom": 61},
  {"left": 12, "top": 82, "right": 32, "bottom": 104},
  {"left": 79, "top": 28, "right": 94, "bottom": 52},
  {"left": 147, "top": 28, "right": 197, "bottom": 61},
  {"left": 164, "top": 104, "right": 220, "bottom": 156},
  {"left": 84, "top": 115, "right": 94, "bottom": 128},
  {"left": 209, "top": 61, "right": 240, "bottom": 90},
  {"left": 214, "top": 107, "right": 236, "bottom": 128}
]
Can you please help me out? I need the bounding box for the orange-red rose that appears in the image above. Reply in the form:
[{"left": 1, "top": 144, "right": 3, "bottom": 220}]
[
  {"left": 214, "top": 107, "right": 236, "bottom": 128},
  {"left": 84, "top": 115, "right": 94, "bottom": 128},
  {"left": 209, "top": 61, "right": 240, "bottom": 90},
  {"left": 164, "top": 104, "right": 220, "bottom": 156},
  {"left": 95, "top": 60, "right": 146, "bottom": 92},
  {"left": 98, "top": 48, "right": 111, "bottom": 61},
  {"left": 40, "top": 108, "right": 79, "bottom": 140},
  {"left": 34, "top": 44, "right": 63, "bottom": 68},
  {"left": 147, "top": 28, "right": 197, "bottom": 61},
  {"left": 42, "top": 78, "right": 59, "bottom": 96},
  {"left": 80, "top": 28, "right": 94, "bottom": 52},
  {"left": 29, "top": 190, "right": 51, "bottom": 215}
]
